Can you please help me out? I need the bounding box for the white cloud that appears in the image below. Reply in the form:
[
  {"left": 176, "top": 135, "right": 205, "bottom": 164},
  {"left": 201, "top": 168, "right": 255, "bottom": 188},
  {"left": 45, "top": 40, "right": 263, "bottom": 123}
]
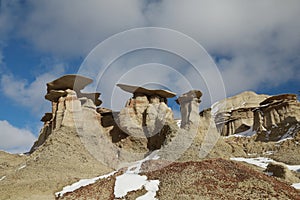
[
  {"left": 1, "top": 0, "right": 299, "bottom": 107},
  {"left": 20, "top": 0, "right": 145, "bottom": 58},
  {"left": 0, "top": 120, "right": 36, "bottom": 153},
  {"left": 144, "top": 0, "right": 300, "bottom": 96},
  {"left": 0, "top": 63, "right": 66, "bottom": 114}
]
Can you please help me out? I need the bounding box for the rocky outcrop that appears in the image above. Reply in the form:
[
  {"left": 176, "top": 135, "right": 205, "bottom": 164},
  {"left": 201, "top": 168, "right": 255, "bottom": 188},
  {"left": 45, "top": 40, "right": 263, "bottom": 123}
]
[
  {"left": 117, "top": 84, "right": 176, "bottom": 151},
  {"left": 254, "top": 94, "right": 300, "bottom": 141},
  {"left": 30, "top": 75, "right": 102, "bottom": 153},
  {"left": 212, "top": 91, "right": 269, "bottom": 136},
  {"left": 215, "top": 107, "right": 255, "bottom": 136},
  {"left": 176, "top": 90, "right": 202, "bottom": 129}
]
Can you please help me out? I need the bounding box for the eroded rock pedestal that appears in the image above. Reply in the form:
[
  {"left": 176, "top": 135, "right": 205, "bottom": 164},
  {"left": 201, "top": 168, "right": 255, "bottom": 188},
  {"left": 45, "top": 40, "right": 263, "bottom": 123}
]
[
  {"left": 117, "top": 84, "right": 176, "bottom": 151},
  {"left": 176, "top": 90, "right": 202, "bottom": 129},
  {"left": 30, "top": 75, "right": 102, "bottom": 153}
]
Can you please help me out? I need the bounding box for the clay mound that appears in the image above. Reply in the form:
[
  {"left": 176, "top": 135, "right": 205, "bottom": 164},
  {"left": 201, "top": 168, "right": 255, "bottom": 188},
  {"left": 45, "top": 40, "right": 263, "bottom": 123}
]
[
  {"left": 57, "top": 158, "right": 300, "bottom": 200},
  {"left": 0, "top": 127, "right": 112, "bottom": 200}
]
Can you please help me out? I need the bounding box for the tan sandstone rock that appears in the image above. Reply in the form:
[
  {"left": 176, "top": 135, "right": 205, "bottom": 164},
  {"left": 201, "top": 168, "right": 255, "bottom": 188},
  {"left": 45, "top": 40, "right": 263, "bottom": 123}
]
[
  {"left": 117, "top": 84, "right": 176, "bottom": 152},
  {"left": 176, "top": 90, "right": 202, "bottom": 129},
  {"left": 254, "top": 94, "right": 300, "bottom": 141},
  {"left": 212, "top": 91, "right": 269, "bottom": 136}
]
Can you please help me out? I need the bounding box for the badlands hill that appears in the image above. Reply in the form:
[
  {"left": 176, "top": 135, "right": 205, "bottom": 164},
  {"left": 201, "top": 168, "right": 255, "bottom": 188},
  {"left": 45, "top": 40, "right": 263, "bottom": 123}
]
[{"left": 0, "top": 75, "right": 300, "bottom": 199}]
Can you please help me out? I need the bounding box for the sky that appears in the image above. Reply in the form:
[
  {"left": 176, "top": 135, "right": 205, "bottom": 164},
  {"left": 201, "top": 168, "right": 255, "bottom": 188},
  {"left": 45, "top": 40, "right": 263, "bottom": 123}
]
[{"left": 0, "top": 0, "right": 299, "bottom": 153}]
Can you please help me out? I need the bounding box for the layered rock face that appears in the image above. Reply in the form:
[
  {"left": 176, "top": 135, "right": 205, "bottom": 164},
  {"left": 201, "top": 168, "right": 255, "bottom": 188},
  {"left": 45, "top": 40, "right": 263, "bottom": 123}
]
[
  {"left": 213, "top": 91, "right": 269, "bottom": 136},
  {"left": 213, "top": 92, "right": 300, "bottom": 141},
  {"left": 254, "top": 94, "right": 300, "bottom": 141},
  {"left": 30, "top": 75, "right": 102, "bottom": 153},
  {"left": 117, "top": 84, "right": 176, "bottom": 151}
]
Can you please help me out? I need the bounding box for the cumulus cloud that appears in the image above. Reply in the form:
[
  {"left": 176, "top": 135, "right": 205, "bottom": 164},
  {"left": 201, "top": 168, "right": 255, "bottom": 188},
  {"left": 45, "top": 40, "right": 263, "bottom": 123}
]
[
  {"left": 1, "top": 0, "right": 299, "bottom": 107},
  {"left": 144, "top": 0, "right": 300, "bottom": 95},
  {"left": 0, "top": 120, "right": 36, "bottom": 153},
  {"left": 19, "top": 0, "right": 145, "bottom": 58},
  {"left": 0, "top": 63, "right": 66, "bottom": 114}
]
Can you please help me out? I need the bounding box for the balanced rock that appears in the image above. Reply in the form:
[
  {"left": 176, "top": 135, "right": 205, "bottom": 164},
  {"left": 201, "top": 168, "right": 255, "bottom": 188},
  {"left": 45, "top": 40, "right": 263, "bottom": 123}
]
[
  {"left": 31, "top": 75, "right": 103, "bottom": 153},
  {"left": 117, "top": 84, "right": 176, "bottom": 151},
  {"left": 46, "top": 74, "right": 93, "bottom": 93},
  {"left": 117, "top": 83, "right": 176, "bottom": 99}
]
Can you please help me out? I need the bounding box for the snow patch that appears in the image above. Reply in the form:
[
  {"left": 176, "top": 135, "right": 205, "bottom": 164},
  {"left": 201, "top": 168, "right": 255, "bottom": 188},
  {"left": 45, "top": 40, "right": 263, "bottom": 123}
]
[
  {"left": 18, "top": 164, "right": 26, "bottom": 170},
  {"left": 276, "top": 125, "right": 299, "bottom": 143},
  {"left": 176, "top": 120, "right": 181, "bottom": 128},
  {"left": 114, "top": 151, "right": 160, "bottom": 198},
  {"left": 263, "top": 151, "right": 275, "bottom": 155},
  {"left": 55, "top": 171, "right": 116, "bottom": 198},
  {"left": 292, "top": 183, "right": 300, "bottom": 189},
  {"left": 225, "top": 127, "right": 256, "bottom": 138},
  {"left": 136, "top": 180, "right": 160, "bottom": 200},
  {"left": 0, "top": 176, "right": 6, "bottom": 181},
  {"left": 230, "top": 157, "right": 273, "bottom": 169},
  {"left": 230, "top": 157, "right": 300, "bottom": 172},
  {"left": 114, "top": 174, "right": 148, "bottom": 197}
]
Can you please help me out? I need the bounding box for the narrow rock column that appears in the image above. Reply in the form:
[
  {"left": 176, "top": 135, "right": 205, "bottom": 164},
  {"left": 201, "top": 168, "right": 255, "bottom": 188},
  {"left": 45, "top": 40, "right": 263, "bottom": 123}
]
[{"left": 176, "top": 90, "right": 202, "bottom": 129}]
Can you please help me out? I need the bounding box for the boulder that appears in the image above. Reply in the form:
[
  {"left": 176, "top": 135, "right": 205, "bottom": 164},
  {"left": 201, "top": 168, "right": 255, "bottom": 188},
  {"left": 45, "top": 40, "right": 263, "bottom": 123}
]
[{"left": 265, "top": 162, "right": 299, "bottom": 183}]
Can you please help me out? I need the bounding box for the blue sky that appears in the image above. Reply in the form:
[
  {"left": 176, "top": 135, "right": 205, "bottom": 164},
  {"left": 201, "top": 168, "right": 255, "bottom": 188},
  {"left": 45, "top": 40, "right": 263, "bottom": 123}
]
[{"left": 0, "top": 0, "right": 299, "bottom": 153}]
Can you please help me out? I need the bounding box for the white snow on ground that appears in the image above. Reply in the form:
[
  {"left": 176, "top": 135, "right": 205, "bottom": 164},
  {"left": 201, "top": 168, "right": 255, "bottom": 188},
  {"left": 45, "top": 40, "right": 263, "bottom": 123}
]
[
  {"left": 176, "top": 120, "right": 181, "bottom": 128},
  {"left": 0, "top": 176, "right": 6, "bottom": 181},
  {"left": 231, "top": 157, "right": 300, "bottom": 190},
  {"left": 56, "top": 151, "right": 160, "bottom": 198},
  {"left": 115, "top": 174, "right": 148, "bottom": 197},
  {"left": 230, "top": 157, "right": 300, "bottom": 171},
  {"left": 18, "top": 164, "right": 26, "bottom": 170},
  {"left": 230, "top": 157, "right": 274, "bottom": 169},
  {"left": 55, "top": 171, "right": 116, "bottom": 198},
  {"left": 114, "top": 151, "right": 160, "bottom": 198},
  {"left": 292, "top": 183, "right": 300, "bottom": 189},
  {"left": 225, "top": 127, "right": 256, "bottom": 138},
  {"left": 276, "top": 137, "right": 293, "bottom": 144},
  {"left": 136, "top": 180, "right": 160, "bottom": 200},
  {"left": 276, "top": 124, "right": 300, "bottom": 143}
]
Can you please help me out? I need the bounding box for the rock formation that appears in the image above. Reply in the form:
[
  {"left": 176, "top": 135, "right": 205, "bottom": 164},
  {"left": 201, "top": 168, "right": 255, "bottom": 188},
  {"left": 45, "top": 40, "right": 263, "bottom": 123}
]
[
  {"left": 176, "top": 90, "right": 202, "bottom": 129},
  {"left": 215, "top": 107, "right": 255, "bottom": 136},
  {"left": 212, "top": 91, "right": 269, "bottom": 136},
  {"left": 30, "top": 75, "right": 102, "bottom": 153},
  {"left": 117, "top": 84, "right": 176, "bottom": 151},
  {"left": 254, "top": 94, "right": 300, "bottom": 141}
]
